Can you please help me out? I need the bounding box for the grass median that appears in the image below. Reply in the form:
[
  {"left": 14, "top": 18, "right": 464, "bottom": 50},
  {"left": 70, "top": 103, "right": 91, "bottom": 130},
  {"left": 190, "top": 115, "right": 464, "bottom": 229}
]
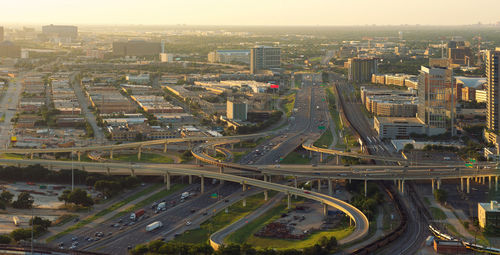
[
  {"left": 314, "top": 128, "right": 333, "bottom": 148},
  {"left": 174, "top": 192, "right": 275, "bottom": 244},
  {"left": 227, "top": 199, "right": 354, "bottom": 250},
  {"left": 281, "top": 151, "right": 310, "bottom": 164},
  {"left": 46, "top": 184, "right": 162, "bottom": 242}
]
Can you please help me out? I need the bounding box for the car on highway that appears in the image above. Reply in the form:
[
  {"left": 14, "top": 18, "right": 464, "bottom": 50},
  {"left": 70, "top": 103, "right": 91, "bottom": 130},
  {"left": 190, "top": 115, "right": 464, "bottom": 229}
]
[{"left": 186, "top": 221, "right": 192, "bottom": 226}]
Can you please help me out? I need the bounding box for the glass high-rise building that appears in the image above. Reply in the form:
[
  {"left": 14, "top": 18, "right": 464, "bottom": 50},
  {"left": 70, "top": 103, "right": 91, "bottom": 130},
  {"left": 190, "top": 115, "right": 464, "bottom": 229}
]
[
  {"left": 485, "top": 48, "right": 500, "bottom": 144},
  {"left": 250, "top": 46, "right": 281, "bottom": 74}
]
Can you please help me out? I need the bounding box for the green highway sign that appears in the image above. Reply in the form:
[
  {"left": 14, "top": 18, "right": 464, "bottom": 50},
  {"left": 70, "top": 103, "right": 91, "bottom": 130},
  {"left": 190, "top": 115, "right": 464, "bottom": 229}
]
[
  {"left": 211, "top": 193, "right": 218, "bottom": 198},
  {"left": 465, "top": 163, "right": 473, "bottom": 168},
  {"left": 318, "top": 126, "right": 326, "bottom": 130}
]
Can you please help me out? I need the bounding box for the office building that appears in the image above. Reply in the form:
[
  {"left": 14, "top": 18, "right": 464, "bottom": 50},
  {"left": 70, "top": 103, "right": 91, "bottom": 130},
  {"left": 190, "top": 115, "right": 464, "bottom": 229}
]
[
  {"left": 0, "top": 26, "right": 3, "bottom": 42},
  {"left": 112, "top": 40, "right": 161, "bottom": 57},
  {"left": 485, "top": 48, "right": 500, "bottom": 144},
  {"left": 416, "top": 66, "right": 455, "bottom": 135},
  {"left": 250, "top": 46, "right": 281, "bottom": 74},
  {"left": 476, "top": 89, "right": 487, "bottom": 103},
  {"left": 347, "top": 58, "right": 378, "bottom": 83},
  {"left": 227, "top": 100, "right": 247, "bottom": 121},
  {"left": 429, "top": 58, "right": 449, "bottom": 68},
  {"left": 448, "top": 47, "right": 472, "bottom": 66},
  {"left": 208, "top": 50, "right": 251, "bottom": 64},
  {"left": 461, "top": 87, "right": 476, "bottom": 101},
  {"left": 42, "top": 25, "right": 78, "bottom": 39},
  {"left": 374, "top": 117, "right": 425, "bottom": 139},
  {"left": 478, "top": 201, "right": 500, "bottom": 229}
]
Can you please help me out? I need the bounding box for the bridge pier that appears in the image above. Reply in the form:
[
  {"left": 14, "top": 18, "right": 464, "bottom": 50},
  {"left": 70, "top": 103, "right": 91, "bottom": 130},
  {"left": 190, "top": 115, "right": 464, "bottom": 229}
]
[
  {"left": 496, "top": 176, "right": 499, "bottom": 192},
  {"left": 287, "top": 192, "right": 291, "bottom": 209},
  {"left": 200, "top": 175, "right": 205, "bottom": 194},
  {"left": 320, "top": 152, "right": 323, "bottom": 163},
  {"left": 336, "top": 155, "right": 340, "bottom": 165},
  {"left": 30, "top": 152, "right": 33, "bottom": 160},
  {"left": 328, "top": 178, "right": 333, "bottom": 196},
  {"left": 397, "top": 179, "right": 401, "bottom": 192},
  {"left": 219, "top": 166, "right": 224, "bottom": 184},
  {"left": 110, "top": 149, "right": 113, "bottom": 160},
  {"left": 188, "top": 175, "right": 192, "bottom": 184},
  {"left": 106, "top": 167, "right": 111, "bottom": 175},
  {"left": 130, "top": 168, "right": 135, "bottom": 177},
  {"left": 489, "top": 176, "right": 492, "bottom": 190},
  {"left": 243, "top": 198, "right": 246, "bottom": 207},
  {"left": 163, "top": 143, "right": 167, "bottom": 153},
  {"left": 137, "top": 146, "right": 142, "bottom": 161},
  {"left": 467, "top": 177, "right": 470, "bottom": 194},
  {"left": 460, "top": 178, "right": 464, "bottom": 192},
  {"left": 264, "top": 190, "right": 268, "bottom": 201},
  {"left": 437, "top": 179, "right": 441, "bottom": 190},
  {"left": 77, "top": 151, "right": 81, "bottom": 161},
  {"left": 242, "top": 183, "right": 247, "bottom": 192},
  {"left": 323, "top": 203, "right": 328, "bottom": 217},
  {"left": 294, "top": 176, "right": 298, "bottom": 199},
  {"left": 364, "top": 179, "right": 367, "bottom": 197},
  {"left": 431, "top": 179, "right": 435, "bottom": 193},
  {"left": 401, "top": 179, "right": 405, "bottom": 194},
  {"left": 164, "top": 172, "right": 171, "bottom": 190},
  {"left": 317, "top": 179, "right": 321, "bottom": 193}
]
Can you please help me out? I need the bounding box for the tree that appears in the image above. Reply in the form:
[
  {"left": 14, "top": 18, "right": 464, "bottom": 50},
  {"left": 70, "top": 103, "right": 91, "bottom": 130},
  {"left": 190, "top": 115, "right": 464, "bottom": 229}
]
[
  {"left": 10, "top": 228, "right": 31, "bottom": 241},
  {"left": 12, "top": 192, "right": 34, "bottom": 209},
  {"left": 0, "top": 201, "right": 5, "bottom": 210},
  {"left": 0, "top": 190, "right": 14, "bottom": 204},
  {"left": 434, "top": 189, "right": 448, "bottom": 204},
  {"left": 58, "top": 190, "right": 72, "bottom": 205},
  {"left": 403, "top": 143, "right": 414, "bottom": 152},
  {"left": 67, "top": 188, "right": 94, "bottom": 207},
  {"left": 30, "top": 216, "right": 51, "bottom": 229},
  {"left": 0, "top": 234, "right": 11, "bottom": 244}
]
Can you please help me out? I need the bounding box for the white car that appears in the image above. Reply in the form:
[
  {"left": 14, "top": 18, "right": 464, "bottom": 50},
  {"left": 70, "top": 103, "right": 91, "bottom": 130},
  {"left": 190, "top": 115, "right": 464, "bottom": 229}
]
[{"left": 185, "top": 221, "right": 192, "bottom": 226}]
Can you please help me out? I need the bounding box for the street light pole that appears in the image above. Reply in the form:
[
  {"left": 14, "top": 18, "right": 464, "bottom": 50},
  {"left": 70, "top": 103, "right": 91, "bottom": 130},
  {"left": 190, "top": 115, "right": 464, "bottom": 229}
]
[{"left": 71, "top": 150, "right": 74, "bottom": 191}]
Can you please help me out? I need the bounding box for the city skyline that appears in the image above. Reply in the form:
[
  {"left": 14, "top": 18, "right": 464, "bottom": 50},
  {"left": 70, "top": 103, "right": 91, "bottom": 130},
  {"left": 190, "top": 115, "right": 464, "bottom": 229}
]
[{"left": 2, "top": 0, "right": 500, "bottom": 26}]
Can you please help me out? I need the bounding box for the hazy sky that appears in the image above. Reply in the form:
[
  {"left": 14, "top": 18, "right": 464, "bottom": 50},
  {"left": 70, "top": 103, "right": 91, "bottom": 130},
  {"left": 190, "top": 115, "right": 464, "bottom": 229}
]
[{"left": 2, "top": 0, "right": 500, "bottom": 26}]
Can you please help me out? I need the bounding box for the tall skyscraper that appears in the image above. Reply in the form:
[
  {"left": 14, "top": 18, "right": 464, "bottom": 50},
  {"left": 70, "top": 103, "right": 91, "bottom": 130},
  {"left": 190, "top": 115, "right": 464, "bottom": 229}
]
[
  {"left": 485, "top": 48, "right": 500, "bottom": 144},
  {"left": 416, "top": 66, "right": 455, "bottom": 136},
  {"left": 250, "top": 46, "right": 281, "bottom": 74},
  {"left": 0, "top": 26, "right": 4, "bottom": 42},
  {"left": 227, "top": 100, "right": 248, "bottom": 121},
  {"left": 347, "top": 57, "right": 378, "bottom": 83}
]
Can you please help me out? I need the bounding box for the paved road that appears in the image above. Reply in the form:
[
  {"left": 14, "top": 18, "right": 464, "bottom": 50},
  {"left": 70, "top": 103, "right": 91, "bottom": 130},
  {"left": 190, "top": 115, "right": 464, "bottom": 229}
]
[
  {"left": 70, "top": 73, "right": 106, "bottom": 143},
  {"left": 0, "top": 76, "right": 23, "bottom": 147},
  {"left": 210, "top": 193, "right": 285, "bottom": 247}
]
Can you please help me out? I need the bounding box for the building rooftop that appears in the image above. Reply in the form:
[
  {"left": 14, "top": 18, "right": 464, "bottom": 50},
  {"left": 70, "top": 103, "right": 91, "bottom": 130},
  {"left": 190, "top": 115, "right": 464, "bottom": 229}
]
[
  {"left": 376, "top": 117, "right": 424, "bottom": 125},
  {"left": 479, "top": 201, "right": 500, "bottom": 212}
]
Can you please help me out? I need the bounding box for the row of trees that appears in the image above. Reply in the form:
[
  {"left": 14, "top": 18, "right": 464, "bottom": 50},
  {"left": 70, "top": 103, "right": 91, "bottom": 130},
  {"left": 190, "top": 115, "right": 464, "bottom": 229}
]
[
  {"left": 131, "top": 236, "right": 338, "bottom": 255},
  {"left": 0, "top": 216, "right": 53, "bottom": 244},
  {"left": 0, "top": 190, "right": 34, "bottom": 210}
]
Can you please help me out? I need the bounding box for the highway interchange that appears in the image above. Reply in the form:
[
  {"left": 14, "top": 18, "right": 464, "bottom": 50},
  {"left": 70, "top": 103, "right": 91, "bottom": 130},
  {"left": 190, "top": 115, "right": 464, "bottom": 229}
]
[{"left": 2, "top": 74, "right": 498, "bottom": 254}]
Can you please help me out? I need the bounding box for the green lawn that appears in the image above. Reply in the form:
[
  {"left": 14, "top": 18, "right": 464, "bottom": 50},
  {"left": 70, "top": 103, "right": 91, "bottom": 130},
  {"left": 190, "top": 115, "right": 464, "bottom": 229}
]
[
  {"left": 174, "top": 192, "right": 272, "bottom": 244},
  {"left": 112, "top": 184, "right": 185, "bottom": 219},
  {"left": 233, "top": 151, "right": 247, "bottom": 163},
  {"left": 281, "top": 151, "right": 310, "bottom": 164},
  {"left": 282, "top": 93, "right": 296, "bottom": 117},
  {"left": 429, "top": 207, "right": 447, "bottom": 220},
  {"left": 314, "top": 128, "right": 333, "bottom": 148},
  {"left": 0, "top": 153, "right": 26, "bottom": 160},
  {"left": 52, "top": 214, "right": 79, "bottom": 227},
  {"left": 47, "top": 184, "right": 162, "bottom": 242},
  {"left": 113, "top": 153, "right": 174, "bottom": 163},
  {"left": 227, "top": 199, "right": 354, "bottom": 250}
]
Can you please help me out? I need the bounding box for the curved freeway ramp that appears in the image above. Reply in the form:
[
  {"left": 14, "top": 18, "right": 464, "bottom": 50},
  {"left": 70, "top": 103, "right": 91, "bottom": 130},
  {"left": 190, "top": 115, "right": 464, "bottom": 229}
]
[{"left": 0, "top": 158, "right": 369, "bottom": 250}]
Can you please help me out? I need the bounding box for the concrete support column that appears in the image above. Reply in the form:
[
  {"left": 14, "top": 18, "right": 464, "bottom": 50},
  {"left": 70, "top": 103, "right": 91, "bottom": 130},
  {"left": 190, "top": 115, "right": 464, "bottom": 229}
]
[
  {"left": 397, "top": 179, "right": 401, "bottom": 192},
  {"left": 77, "top": 151, "right": 81, "bottom": 161},
  {"left": 437, "top": 179, "right": 441, "bottom": 190},
  {"left": 489, "top": 176, "right": 492, "bottom": 190},
  {"left": 364, "top": 179, "right": 368, "bottom": 197},
  {"left": 264, "top": 190, "right": 268, "bottom": 201},
  {"left": 242, "top": 183, "right": 247, "bottom": 192},
  {"left": 482, "top": 176, "right": 485, "bottom": 185},
  {"left": 320, "top": 152, "right": 323, "bottom": 163},
  {"left": 130, "top": 168, "right": 135, "bottom": 177},
  {"left": 164, "top": 172, "right": 171, "bottom": 190},
  {"left": 287, "top": 192, "right": 291, "bottom": 209},
  {"left": 323, "top": 203, "right": 328, "bottom": 217},
  {"left": 200, "top": 175, "right": 205, "bottom": 194},
  {"left": 30, "top": 152, "right": 33, "bottom": 160},
  {"left": 138, "top": 146, "right": 142, "bottom": 161},
  {"left": 460, "top": 178, "right": 464, "bottom": 192},
  {"left": 328, "top": 178, "right": 333, "bottom": 196},
  {"left": 263, "top": 174, "right": 268, "bottom": 182},
  {"left": 110, "top": 149, "right": 113, "bottom": 160},
  {"left": 467, "top": 177, "right": 470, "bottom": 194},
  {"left": 496, "top": 176, "right": 499, "bottom": 192},
  {"left": 309, "top": 151, "right": 312, "bottom": 158},
  {"left": 336, "top": 155, "right": 340, "bottom": 165},
  {"left": 230, "top": 144, "right": 234, "bottom": 150},
  {"left": 401, "top": 179, "right": 405, "bottom": 194},
  {"left": 219, "top": 166, "right": 224, "bottom": 173},
  {"left": 317, "top": 179, "right": 321, "bottom": 193},
  {"left": 294, "top": 176, "right": 298, "bottom": 199},
  {"left": 188, "top": 175, "right": 192, "bottom": 184},
  {"left": 106, "top": 167, "right": 111, "bottom": 175},
  {"left": 163, "top": 143, "right": 168, "bottom": 153},
  {"left": 242, "top": 199, "right": 246, "bottom": 207},
  {"left": 431, "top": 179, "right": 435, "bottom": 193}
]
